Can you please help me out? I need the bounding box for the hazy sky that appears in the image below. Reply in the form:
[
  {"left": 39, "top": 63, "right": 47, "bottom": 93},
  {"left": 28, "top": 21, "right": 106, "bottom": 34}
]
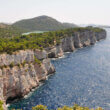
[{"left": 0, "top": 0, "right": 110, "bottom": 25}]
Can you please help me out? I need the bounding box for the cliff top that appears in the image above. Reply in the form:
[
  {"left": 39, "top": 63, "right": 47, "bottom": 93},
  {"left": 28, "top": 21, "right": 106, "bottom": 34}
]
[
  {"left": 0, "top": 24, "right": 27, "bottom": 38},
  {"left": 0, "top": 27, "right": 106, "bottom": 54}
]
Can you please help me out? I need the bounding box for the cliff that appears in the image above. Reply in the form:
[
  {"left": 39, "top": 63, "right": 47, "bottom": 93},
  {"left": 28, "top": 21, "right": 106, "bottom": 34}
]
[
  {"left": 0, "top": 49, "right": 55, "bottom": 109},
  {"left": 47, "top": 30, "right": 106, "bottom": 58},
  {"left": 0, "top": 28, "right": 106, "bottom": 110}
]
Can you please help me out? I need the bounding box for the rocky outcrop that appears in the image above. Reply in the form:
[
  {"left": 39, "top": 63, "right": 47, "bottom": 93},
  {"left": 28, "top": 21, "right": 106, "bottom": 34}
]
[
  {"left": 0, "top": 77, "right": 6, "bottom": 110},
  {"left": 47, "top": 30, "right": 106, "bottom": 58},
  {"left": 0, "top": 29, "right": 106, "bottom": 110},
  {"left": 0, "top": 49, "right": 55, "bottom": 109}
]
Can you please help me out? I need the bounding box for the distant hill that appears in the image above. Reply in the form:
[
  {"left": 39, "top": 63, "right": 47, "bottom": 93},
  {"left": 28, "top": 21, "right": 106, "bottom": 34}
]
[
  {"left": 63, "top": 23, "right": 78, "bottom": 28},
  {"left": 80, "top": 24, "right": 110, "bottom": 28},
  {"left": 12, "top": 15, "right": 77, "bottom": 31},
  {"left": 98, "top": 25, "right": 110, "bottom": 28},
  {"left": 0, "top": 23, "right": 9, "bottom": 28},
  {"left": 0, "top": 24, "right": 27, "bottom": 38}
]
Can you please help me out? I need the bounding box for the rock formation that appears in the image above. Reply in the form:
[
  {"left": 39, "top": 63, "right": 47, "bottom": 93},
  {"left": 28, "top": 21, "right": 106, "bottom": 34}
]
[
  {"left": 47, "top": 30, "right": 106, "bottom": 58},
  {"left": 0, "top": 49, "right": 55, "bottom": 109}
]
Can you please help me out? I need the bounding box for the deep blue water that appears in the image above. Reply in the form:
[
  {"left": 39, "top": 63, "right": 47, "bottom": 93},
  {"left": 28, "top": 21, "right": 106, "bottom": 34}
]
[{"left": 9, "top": 28, "right": 110, "bottom": 110}]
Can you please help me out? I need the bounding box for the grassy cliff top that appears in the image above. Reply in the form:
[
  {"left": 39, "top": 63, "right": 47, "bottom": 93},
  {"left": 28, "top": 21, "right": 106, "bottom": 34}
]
[
  {"left": 0, "top": 27, "right": 105, "bottom": 54},
  {"left": 0, "top": 25, "right": 27, "bottom": 38}
]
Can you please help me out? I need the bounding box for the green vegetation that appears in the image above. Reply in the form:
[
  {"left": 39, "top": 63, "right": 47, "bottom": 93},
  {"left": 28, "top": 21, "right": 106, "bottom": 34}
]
[
  {"left": 22, "top": 61, "right": 26, "bottom": 67},
  {"left": 0, "top": 27, "right": 104, "bottom": 54},
  {"left": 32, "top": 105, "right": 48, "bottom": 110},
  {"left": 11, "top": 104, "right": 103, "bottom": 110},
  {"left": 9, "top": 62, "right": 14, "bottom": 68},
  {"left": 34, "top": 57, "right": 41, "bottom": 66},
  {"left": 17, "top": 63, "right": 21, "bottom": 68},
  {"left": 12, "top": 15, "right": 77, "bottom": 31},
  {"left": 0, "top": 25, "right": 27, "bottom": 38},
  {"left": 31, "top": 104, "right": 103, "bottom": 110},
  {"left": 0, "top": 100, "right": 3, "bottom": 110},
  {"left": 72, "top": 26, "right": 104, "bottom": 33},
  {"left": 57, "top": 104, "right": 103, "bottom": 110}
]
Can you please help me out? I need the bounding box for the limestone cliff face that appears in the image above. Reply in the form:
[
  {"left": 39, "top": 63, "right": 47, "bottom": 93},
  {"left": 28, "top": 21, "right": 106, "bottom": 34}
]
[
  {"left": 0, "top": 77, "right": 6, "bottom": 110},
  {"left": 0, "top": 49, "right": 55, "bottom": 109},
  {"left": 47, "top": 30, "right": 106, "bottom": 58}
]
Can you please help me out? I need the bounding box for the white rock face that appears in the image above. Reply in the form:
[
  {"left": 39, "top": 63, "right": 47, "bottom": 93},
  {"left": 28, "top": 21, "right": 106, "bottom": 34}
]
[
  {"left": 61, "top": 36, "right": 75, "bottom": 52},
  {"left": 47, "top": 30, "right": 106, "bottom": 58},
  {"left": 0, "top": 49, "right": 55, "bottom": 110},
  {"left": 0, "top": 73, "right": 6, "bottom": 110},
  {"left": 0, "top": 50, "right": 34, "bottom": 67},
  {"left": 34, "top": 49, "right": 47, "bottom": 60}
]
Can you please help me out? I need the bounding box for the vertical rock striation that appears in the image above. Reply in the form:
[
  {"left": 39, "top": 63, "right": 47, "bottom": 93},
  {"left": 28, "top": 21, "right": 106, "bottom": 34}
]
[
  {"left": 0, "top": 50, "right": 55, "bottom": 109},
  {"left": 47, "top": 30, "right": 106, "bottom": 58}
]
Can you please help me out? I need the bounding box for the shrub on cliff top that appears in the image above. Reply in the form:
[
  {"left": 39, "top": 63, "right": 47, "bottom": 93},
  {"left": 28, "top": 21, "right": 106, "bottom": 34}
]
[{"left": 0, "top": 27, "right": 105, "bottom": 54}]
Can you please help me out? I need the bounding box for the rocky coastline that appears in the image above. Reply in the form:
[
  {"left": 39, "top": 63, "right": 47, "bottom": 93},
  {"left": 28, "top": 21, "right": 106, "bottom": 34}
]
[
  {"left": 47, "top": 30, "right": 106, "bottom": 58},
  {"left": 0, "top": 29, "right": 106, "bottom": 110}
]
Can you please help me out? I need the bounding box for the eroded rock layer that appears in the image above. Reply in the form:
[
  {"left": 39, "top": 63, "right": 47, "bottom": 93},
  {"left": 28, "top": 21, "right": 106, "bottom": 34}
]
[
  {"left": 0, "top": 49, "right": 55, "bottom": 109},
  {"left": 47, "top": 30, "right": 106, "bottom": 58}
]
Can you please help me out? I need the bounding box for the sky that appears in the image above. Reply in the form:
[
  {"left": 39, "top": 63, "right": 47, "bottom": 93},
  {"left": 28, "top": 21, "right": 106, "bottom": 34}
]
[{"left": 0, "top": 0, "right": 110, "bottom": 25}]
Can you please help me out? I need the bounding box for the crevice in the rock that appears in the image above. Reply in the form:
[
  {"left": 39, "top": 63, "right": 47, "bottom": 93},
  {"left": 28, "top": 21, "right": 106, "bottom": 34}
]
[{"left": 6, "top": 95, "right": 22, "bottom": 104}]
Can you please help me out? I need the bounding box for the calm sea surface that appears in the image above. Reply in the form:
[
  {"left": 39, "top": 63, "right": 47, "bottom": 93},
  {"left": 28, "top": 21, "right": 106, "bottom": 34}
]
[{"left": 9, "top": 28, "right": 110, "bottom": 110}]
